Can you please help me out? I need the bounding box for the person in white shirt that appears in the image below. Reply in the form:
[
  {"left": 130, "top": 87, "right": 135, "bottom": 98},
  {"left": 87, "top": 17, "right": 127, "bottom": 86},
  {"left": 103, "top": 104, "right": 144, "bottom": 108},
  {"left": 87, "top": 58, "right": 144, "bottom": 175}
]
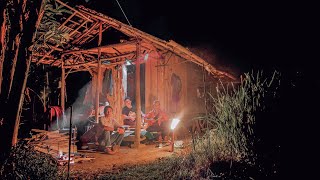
[{"left": 98, "top": 106, "right": 124, "bottom": 154}]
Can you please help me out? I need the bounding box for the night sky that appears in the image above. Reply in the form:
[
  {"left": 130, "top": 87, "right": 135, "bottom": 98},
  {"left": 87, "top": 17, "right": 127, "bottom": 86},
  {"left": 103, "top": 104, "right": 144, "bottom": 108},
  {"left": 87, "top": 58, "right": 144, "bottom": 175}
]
[{"left": 71, "top": 0, "right": 316, "bottom": 75}]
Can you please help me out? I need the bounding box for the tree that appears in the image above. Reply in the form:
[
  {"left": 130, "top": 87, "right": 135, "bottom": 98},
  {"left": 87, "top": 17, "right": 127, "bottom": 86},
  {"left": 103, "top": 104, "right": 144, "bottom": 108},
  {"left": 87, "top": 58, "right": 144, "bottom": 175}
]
[{"left": 0, "top": 0, "right": 43, "bottom": 156}]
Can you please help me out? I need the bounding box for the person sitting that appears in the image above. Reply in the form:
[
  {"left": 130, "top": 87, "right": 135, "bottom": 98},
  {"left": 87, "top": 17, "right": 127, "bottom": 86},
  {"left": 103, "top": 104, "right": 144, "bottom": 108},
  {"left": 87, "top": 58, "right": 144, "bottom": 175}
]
[
  {"left": 144, "top": 100, "right": 169, "bottom": 143},
  {"left": 122, "top": 97, "right": 136, "bottom": 127},
  {"left": 99, "top": 101, "right": 110, "bottom": 116},
  {"left": 98, "top": 106, "right": 125, "bottom": 154}
]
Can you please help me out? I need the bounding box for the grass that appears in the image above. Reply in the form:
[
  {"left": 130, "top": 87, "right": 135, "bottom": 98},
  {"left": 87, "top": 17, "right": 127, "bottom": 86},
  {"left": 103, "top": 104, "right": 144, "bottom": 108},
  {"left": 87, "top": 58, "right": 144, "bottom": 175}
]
[{"left": 96, "top": 70, "right": 280, "bottom": 179}]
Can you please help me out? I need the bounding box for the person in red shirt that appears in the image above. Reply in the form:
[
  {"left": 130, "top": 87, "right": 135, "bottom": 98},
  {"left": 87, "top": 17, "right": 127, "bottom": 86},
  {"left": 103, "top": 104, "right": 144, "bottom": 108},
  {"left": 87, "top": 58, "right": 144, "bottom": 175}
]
[{"left": 144, "top": 100, "right": 169, "bottom": 143}]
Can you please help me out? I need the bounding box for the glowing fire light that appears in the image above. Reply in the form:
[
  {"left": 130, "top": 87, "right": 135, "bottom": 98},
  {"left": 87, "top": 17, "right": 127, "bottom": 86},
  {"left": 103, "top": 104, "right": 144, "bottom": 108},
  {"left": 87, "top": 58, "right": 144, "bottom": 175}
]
[{"left": 171, "top": 118, "right": 180, "bottom": 130}]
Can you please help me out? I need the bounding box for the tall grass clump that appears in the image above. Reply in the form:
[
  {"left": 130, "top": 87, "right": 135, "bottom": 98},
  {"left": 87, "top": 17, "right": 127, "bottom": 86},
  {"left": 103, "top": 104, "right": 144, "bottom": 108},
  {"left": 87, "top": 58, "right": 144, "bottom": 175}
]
[{"left": 194, "top": 70, "right": 280, "bottom": 162}]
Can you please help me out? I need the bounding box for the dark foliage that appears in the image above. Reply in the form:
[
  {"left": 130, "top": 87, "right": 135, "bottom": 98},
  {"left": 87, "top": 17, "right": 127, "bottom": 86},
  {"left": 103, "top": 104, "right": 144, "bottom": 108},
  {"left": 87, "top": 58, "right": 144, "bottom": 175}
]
[{"left": 0, "top": 142, "right": 58, "bottom": 180}]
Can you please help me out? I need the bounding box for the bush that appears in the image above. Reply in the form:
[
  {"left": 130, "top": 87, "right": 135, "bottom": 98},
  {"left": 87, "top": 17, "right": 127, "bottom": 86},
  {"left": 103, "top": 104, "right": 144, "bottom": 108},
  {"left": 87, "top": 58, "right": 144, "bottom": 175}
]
[
  {"left": 0, "top": 142, "right": 59, "bottom": 180},
  {"left": 192, "top": 70, "right": 280, "bottom": 162}
]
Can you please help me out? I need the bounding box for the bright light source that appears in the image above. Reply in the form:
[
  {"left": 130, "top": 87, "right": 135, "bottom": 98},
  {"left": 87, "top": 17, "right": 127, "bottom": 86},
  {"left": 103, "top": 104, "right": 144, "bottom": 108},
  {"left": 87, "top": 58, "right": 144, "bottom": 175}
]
[
  {"left": 144, "top": 53, "right": 149, "bottom": 61},
  {"left": 171, "top": 118, "right": 180, "bottom": 130},
  {"left": 125, "top": 59, "right": 131, "bottom": 66}
]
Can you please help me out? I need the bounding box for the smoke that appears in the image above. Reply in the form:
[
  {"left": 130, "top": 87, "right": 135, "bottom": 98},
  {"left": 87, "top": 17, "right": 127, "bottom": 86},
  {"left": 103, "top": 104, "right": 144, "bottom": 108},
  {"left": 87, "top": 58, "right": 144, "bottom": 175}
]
[
  {"left": 188, "top": 44, "right": 240, "bottom": 77},
  {"left": 52, "top": 80, "right": 93, "bottom": 129}
]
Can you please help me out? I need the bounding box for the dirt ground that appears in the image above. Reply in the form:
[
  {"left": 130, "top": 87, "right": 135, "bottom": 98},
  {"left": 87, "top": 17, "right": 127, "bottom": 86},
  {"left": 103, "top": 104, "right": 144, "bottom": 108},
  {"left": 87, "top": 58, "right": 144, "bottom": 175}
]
[{"left": 68, "top": 139, "right": 189, "bottom": 176}]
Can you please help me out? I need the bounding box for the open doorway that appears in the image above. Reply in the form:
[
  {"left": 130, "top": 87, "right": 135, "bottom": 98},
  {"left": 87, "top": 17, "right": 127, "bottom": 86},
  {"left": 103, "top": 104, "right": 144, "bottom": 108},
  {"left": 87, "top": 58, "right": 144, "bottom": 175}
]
[{"left": 125, "top": 63, "right": 145, "bottom": 113}]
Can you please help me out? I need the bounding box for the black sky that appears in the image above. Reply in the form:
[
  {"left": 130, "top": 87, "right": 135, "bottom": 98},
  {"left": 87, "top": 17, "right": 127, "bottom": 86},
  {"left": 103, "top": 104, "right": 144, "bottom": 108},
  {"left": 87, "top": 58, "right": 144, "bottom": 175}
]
[{"left": 72, "top": 0, "right": 317, "bottom": 75}]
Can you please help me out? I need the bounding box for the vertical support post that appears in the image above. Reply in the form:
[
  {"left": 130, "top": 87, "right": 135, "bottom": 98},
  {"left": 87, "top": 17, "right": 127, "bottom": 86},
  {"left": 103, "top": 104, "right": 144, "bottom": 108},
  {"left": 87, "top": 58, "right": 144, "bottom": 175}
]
[
  {"left": 43, "top": 65, "right": 46, "bottom": 108},
  {"left": 170, "top": 130, "right": 174, "bottom": 152},
  {"left": 61, "top": 56, "right": 65, "bottom": 112},
  {"left": 95, "top": 22, "right": 103, "bottom": 123},
  {"left": 134, "top": 41, "right": 142, "bottom": 148},
  {"left": 67, "top": 106, "right": 72, "bottom": 179}
]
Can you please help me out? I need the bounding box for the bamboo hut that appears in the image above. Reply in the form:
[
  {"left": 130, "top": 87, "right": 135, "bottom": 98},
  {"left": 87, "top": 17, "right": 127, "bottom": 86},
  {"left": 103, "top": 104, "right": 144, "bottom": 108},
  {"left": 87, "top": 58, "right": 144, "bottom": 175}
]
[{"left": 31, "top": 0, "right": 236, "bottom": 146}]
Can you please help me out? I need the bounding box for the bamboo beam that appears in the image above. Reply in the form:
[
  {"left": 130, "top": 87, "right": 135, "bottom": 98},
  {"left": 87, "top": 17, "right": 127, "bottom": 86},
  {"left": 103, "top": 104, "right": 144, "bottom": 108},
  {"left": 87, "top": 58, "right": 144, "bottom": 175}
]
[
  {"left": 63, "top": 40, "right": 138, "bottom": 56},
  {"left": 95, "top": 22, "right": 102, "bottom": 123},
  {"left": 36, "top": 47, "right": 55, "bottom": 65},
  {"left": 63, "top": 52, "right": 134, "bottom": 68},
  {"left": 56, "top": 0, "right": 93, "bottom": 22},
  {"left": 60, "top": 11, "right": 77, "bottom": 27},
  {"left": 65, "top": 68, "right": 74, "bottom": 79},
  {"left": 77, "top": 6, "right": 235, "bottom": 80},
  {"left": 83, "top": 64, "right": 93, "bottom": 76},
  {"left": 133, "top": 42, "right": 142, "bottom": 148},
  {"left": 72, "top": 22, "right": 99, "bottom": 44},
  {"left": 47, "top": 44, "right": 63, "bottom": 51},
  {"left": 68, "top": 19, "right": 81, "bottom": 26},
  {"left": 69, "top": 20, "right": 88, "bottom": 37}
]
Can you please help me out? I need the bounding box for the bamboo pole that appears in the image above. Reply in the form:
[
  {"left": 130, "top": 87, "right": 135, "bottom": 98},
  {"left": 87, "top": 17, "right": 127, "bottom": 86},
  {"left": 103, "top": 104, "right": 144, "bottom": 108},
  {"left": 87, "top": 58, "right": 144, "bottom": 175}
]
[
  {"left": 72, "top": 22, "right": 99, "bottom": 44},
  {"left": 8, "top": 35, "right": 21, "bottom": 96},
  {"left": 0, "top": 8, "right": 7, "bottom": 93},
  {"left": 134, "top": 42, "right": 142, "bottom": 148},
  {"left": 95, "top": 22, "right": 102, "bottom": 123},
  {"left": 56, "top": 0, "right": 93, "bottom": 22},
  {"left": 61, "top": 57, "right": 65, "bottom": 112}
]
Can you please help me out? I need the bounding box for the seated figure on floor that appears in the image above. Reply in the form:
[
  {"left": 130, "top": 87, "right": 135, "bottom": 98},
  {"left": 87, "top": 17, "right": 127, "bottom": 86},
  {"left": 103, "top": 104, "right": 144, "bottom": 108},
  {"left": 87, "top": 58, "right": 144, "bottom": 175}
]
[
  {"left": 144, "top": 100, "right": 170, "bottom": 143},
  {"left": 122, "top": 97, "right": 137, "bottom": 127},
  {"left": 98, "top": 105, "right": 125, "bottom": 154}
]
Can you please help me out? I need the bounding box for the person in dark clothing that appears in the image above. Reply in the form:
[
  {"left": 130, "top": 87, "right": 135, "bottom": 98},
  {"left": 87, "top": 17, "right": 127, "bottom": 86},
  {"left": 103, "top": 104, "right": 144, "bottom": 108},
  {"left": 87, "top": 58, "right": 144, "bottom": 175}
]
[{"left": 122, "top": 97, "right": 136, "bottom": 127}]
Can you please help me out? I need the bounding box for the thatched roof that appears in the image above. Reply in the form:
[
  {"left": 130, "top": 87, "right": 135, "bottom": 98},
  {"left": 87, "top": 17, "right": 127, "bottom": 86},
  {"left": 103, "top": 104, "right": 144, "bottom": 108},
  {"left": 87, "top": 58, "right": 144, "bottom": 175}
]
[{"left": 31, "top": 0, "right": 235, "bottom": 80}]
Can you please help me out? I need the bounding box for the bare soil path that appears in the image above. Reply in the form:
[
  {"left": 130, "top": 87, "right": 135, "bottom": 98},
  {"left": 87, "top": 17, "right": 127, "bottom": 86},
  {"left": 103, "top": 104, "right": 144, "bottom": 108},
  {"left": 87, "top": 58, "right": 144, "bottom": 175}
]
[{"left": 67, "top": 142, "right": 187, "bottom": 177}]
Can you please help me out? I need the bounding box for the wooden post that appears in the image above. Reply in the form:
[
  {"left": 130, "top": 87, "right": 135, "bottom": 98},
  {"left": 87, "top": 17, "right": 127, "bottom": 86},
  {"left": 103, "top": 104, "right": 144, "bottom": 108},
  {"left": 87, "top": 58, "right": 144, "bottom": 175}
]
[
  {"left": 61, "top": 57, "right": 65, "bottom": 112},
  {"left": 12, "top": 55, "right": 32, "bottom": 146},
  {"left": 134, "top": 42, "right": 142, "bottom": 148},
  {"left": 95, "top": 22, "right": 102, "bottom": 123}
]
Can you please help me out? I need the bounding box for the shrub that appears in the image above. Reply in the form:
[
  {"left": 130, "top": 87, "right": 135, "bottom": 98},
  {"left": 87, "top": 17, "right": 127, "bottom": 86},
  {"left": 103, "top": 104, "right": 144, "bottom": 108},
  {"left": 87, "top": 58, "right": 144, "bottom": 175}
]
[{"left": 0, "top": 142, "right": 59, "bottom": 180}]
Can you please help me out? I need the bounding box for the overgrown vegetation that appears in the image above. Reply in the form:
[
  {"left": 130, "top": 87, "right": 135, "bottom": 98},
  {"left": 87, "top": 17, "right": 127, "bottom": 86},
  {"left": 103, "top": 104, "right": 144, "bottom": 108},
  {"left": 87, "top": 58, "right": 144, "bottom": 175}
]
[
  {"left": 200, "top": 70, "right": 280, "bottom": 161},
  {"left": 97, "top": 70, "right": 280, "bottom": 179},
  {"left": 33, "top": 0, "right": 71, "bottom": 50},
  {"left": 0, "top": 142, "right": 59, "bottom": 179}
]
